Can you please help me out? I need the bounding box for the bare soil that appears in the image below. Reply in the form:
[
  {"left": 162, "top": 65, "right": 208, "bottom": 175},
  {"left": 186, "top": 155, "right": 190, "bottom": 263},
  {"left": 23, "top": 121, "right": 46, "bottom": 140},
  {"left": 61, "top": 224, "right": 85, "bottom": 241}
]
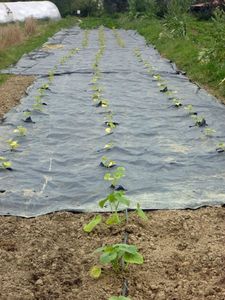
[
  {"left": 0, "top": 207, "right": 224, "bottom": 300},
  {"left": 0, "top": 75, "right": 35, "bottom": 120}
]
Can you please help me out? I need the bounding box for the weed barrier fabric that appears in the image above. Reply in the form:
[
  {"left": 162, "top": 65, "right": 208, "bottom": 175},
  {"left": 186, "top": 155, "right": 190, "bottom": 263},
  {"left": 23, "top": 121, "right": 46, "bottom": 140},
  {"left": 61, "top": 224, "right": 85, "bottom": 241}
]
[{"left": 1, "top": 28, "right": 225, "bottom": 217}]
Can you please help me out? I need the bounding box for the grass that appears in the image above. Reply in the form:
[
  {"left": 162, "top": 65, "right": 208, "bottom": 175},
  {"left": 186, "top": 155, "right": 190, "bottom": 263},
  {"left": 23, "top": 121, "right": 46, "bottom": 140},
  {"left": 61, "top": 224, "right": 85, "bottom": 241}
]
[
  {"left": 0, "top": 16, "right": 78, "bottom": 85},
  {"left": 80, "top": 15, "right": 225, "bottom": 101}
]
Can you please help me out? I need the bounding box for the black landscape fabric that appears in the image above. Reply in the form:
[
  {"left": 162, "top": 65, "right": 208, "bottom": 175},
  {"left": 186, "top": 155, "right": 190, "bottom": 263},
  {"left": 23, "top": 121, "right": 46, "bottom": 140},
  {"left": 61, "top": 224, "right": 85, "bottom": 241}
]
[{"left": 0, "top": 27, "right": 225, "bottom": 217}]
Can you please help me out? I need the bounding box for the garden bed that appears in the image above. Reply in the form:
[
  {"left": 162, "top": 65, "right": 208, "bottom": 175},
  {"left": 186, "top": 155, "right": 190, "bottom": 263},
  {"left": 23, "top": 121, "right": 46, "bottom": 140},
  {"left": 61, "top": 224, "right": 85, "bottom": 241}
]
[{"left": 0, "top": 26, "right": 225, "bottom": 300}]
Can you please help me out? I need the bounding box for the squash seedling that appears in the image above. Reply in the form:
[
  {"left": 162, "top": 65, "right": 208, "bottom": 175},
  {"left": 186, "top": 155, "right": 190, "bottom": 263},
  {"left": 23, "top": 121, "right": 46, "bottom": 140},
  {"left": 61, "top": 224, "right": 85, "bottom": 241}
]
[
  {"left": 48, "top": 70, "right": 55, "bottom": 82},
  {"left": 160, "top": 86, "right": 168, "bottom": 93},
  {"left": 113, "top": 29, "right": 125, "bottom": 48},
  {"left": 191, "top": 115, "right": 207, "bottom": 127},
  {"left": 13, "top": 126, "right": 27, "bottom": 136},
  {"left": 7, "top": 139, "right": 20, "bottom": 151},
  {"left": 104, "top": 142, "right": 114, "bottom": 151},
  {"left": 0, "top": 157, "right": 12, "bottom": 170},
  {"left": 184, "top": 104, "right": 197, "bottom": 116},
  {"left": 38, "top": 83, "right": 49, "bottom": 95},
  {"left": 23, "top": 111, "right": 34, "bottom": 123},
  {"left": 83, "top": 215, "right": 102, "bottom": 233},
  {"left": 216, "top": 142, "right": 225, "bottom": 153},
  {"left": 96, "top": 99, "right": 109, "bottom": 108},
  {"left": 136, "top": 203, "right": 148, "bottom": 221},
  {"left": 104, "top": 166, "right": 125, "bottom": 189},
  {"left": 153, "top": 74, "right": 162, "bottom": 81},
  {"left": 100, "top": 156, "right": 116, "bottom": 168},
  {"left": 204, "top": 128, "right": 216, "bottom": 137},
  {"left": 92, "top": 92, "right": 101, "bottom": 102},
  {"left": 92, "top": 85, "right": 104, "bottom": 93},
  {"left": 82, "top": 30, "right": 89, "bottom": 48},
  {"left": 172, "top": 98, "right": 182, "bottom": 108},
  {"left": 90, "top": 243, "right": 143, "bottom": 278},
  {"left": 99, "top": 190, "right": 130, "bottom": 225}
]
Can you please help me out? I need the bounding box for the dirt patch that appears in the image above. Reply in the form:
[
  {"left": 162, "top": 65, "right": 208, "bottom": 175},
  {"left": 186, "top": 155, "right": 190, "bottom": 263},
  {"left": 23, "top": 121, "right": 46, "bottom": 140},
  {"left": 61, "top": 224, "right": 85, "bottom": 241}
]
[
  {"left": 0, "top": 75, "right": 35, "bottom": 120},
  {"left": 0, "top": 207, "right": 224, "bottom": 300}
]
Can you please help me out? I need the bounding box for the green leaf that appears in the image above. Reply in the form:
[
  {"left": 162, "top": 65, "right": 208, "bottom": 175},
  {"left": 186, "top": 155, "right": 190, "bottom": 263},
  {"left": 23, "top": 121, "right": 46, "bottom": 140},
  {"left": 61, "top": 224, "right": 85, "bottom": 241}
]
[
  {"left": 90, "top": 266, "right": 101, "bottom": 279},
  {"left": 100, "top": 251, "right": 117, "bottom": 264},
  {"left": 106, "top": 214, "right": 121, "bottom": 225},
  {"left": 124, "top": 252, "right": 144, "bottom": 265},
  {"left": 114, "top": 244, "right": 137, "bottom": 254},
  {"left": 99, "top": 197, "right": 108, "bottom": 208},
  {"left": 83, "top": 215, "right": 102, "bottom": 233},
  {"left": 136, "top": 203, "right": 148, "bottom": 221},
  {"left": 115, "top": 193, "right": 130, "bottom": 207},
  {"left": 2, "top": 161, "right": 12, "bottom": 169},
  {"left": 104, "top": 173, "right": 113, "bottom": 181}
]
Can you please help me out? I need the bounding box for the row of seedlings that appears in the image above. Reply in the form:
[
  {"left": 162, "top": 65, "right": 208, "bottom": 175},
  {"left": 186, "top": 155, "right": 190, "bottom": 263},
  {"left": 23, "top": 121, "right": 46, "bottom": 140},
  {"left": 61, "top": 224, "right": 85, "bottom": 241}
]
[
  {"left": 83, "top": 27, "right": 148, "bottom": 300},
  {"left": 113, "top": 28, "right": 126, "bottom": 48},
  {"left": 0, "top": 31, "right": 89, "bottom": 173},
  {"left": 133, "top": 48, "right": 225, "bottom": 153}
]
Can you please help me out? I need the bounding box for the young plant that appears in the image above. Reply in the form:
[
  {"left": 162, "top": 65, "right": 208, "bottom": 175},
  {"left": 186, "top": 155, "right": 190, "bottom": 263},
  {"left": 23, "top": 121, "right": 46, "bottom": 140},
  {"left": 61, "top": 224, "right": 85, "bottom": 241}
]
[
  {"left": 48, "top": 70, "right": 55, "bottom": 82},
  {"left": 153, "top": 74, "right": 162, "bottom": 81},
  {"left": 192, "top": 115, "right": 207, "bottom": 127},
  {"left": 136, "top": 203, "right": 148, "bottom": 221},
  {"left": 104, "top": 142, "right": 114, "bottom": 151},
  {"left": 13, "top": 126, "right": 27, "bottom": 136},
  {"left": 104, "top": 166, "right": 125, "bottom": 189},
  {"left": 38, "top": 83, "right": 49, "bottom": 95},
  {"left": 100, "top": 156, "right": 116, "bottom": 168},
  {"left": 204, "top": 128, "right": 216, "bottom": 137},
  {"left": 0, "top": 157, "right": 12, "bottom": 170},
  {"left": 99, "top": 190, "right": 129, "bottom": 225},
  {"left": 97, "top": 99, "right": 109, "bottom": 108},
  {"left": 23, "top": 111, "right": 34, "bottom": 123},
  {"left": 90, "top": 243, "right": 143, "bottom": 278},
  {"left": 172, "top": 98, "right": 182, "bottom": 107},
  {"left": 92, "top": 85, "right": 104, "bottom": 93},
  {"left": 82, "top": 30, "right": 89, "bottom": 48},
  {"left": 216, "top": 142, "right": 225, "bottom": 153},
  {"left": 92, "top": 92, "right": 101, "bottom": 102},
  {"left": 7, "top": 139, "right": 20, "bottom": 151},
  {"left": 83, "top": 215, "right": 102, "bottom": 233}
]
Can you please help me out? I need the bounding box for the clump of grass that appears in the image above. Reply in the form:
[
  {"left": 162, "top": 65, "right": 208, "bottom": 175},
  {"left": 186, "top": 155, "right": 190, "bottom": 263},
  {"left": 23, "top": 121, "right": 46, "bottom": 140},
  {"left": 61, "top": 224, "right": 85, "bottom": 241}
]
[
  {"left": 0, "top": 23, "right": 24, "bottom": 50},
  {"left": 24, "top": 17, "right": 37, "bottom": 36}
]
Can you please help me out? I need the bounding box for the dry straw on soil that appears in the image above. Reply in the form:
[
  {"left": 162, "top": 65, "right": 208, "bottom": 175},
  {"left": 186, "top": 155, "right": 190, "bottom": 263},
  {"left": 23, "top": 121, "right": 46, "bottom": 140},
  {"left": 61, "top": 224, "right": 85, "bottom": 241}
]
[{"left": 0, "top": 18, "right": 37, "bottom": 50}]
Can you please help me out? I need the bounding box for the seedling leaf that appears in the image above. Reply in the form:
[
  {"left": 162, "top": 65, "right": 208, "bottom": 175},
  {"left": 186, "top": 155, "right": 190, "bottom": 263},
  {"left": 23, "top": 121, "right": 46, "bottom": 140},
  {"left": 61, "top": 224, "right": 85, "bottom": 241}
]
[
  {"left": 136, "top": 203, "right": 148, "bottom": 221},
  {"left": 106, "top": 213, "right": 121, "bottom": 225},
  {"left": 124, "top": 252, "right": 144, "bottom": 264},
  {"left": 90, "top": 266, "right": 101, "bottom": 279},
  {"left": 83, "top": 215, "right": 102, "bottom": 233}
]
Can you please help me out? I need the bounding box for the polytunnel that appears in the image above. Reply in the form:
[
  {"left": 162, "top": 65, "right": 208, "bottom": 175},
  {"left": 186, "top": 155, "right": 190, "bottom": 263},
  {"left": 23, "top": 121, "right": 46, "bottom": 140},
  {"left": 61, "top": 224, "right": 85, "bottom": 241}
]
[{"left": 0, "top": 1, "right": 61, "bottom": 23}]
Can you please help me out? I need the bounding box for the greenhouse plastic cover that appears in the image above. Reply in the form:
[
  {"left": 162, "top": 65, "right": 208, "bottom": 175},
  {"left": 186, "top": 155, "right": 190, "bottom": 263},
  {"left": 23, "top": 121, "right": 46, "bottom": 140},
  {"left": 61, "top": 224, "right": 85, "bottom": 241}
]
[
  {"left": 0, "top": 1, "right": 61, "bottom": 23},
  {"left": 0, "top": 27, "right": 225, "bottom": 217}
]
